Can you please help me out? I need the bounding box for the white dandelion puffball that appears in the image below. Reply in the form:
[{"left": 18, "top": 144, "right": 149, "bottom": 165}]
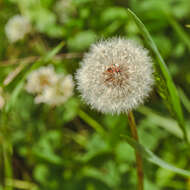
[
  {"left": 5, "top": 15, "right": 31, "bottom": 43},
  {"left": 25, "top": 66, "right": 58, "bottom": 94},
  {"left": 76, "top": 37, "right": 154, "bottom": 114},
  {"left": 0, "top": 88, "right": 5, "bottom": 110},
  {"left": 34, "top": 75, "right": 74, "bottom": 106}
]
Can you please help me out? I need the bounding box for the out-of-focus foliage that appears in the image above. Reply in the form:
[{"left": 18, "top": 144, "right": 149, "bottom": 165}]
[{"left": 0, "top": 0, "right": 190, "bottom": 190}]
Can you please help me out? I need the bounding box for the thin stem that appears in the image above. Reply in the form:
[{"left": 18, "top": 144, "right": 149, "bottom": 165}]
[
  {"left": 1, "top": 113, "right": 13, "bottom": 190},
  {"left": 3, "top": 143, "right": 13, "bottom": 190},
  {"left": 0, "top": 53, "right": 82, "bottom": 67},
  {"left": 128, "top": 111, "right": 144, "bottom": 190}
]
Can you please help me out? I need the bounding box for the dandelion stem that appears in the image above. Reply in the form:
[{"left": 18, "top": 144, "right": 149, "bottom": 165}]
[
  {"left": 0, "top": 53, "right": 82, "bottom": 67},
  {"left": 128, "top": 111, "right": 144, "bottom": 190},
  {"left": 3, "top": 143, "right": 13, "bottom": 190}
]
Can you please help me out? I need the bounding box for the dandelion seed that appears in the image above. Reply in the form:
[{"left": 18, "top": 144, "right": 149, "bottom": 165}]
[
  {"left": 25, "top": 66, "right": 58, "bottom": 94},
  {"left": 76, "top": 37, "right": 154, "bottom": 114},
  {"left": 25, "top": 65, "right": 74, "bottom": 106},
  {"left": 5, "top": 15, "right": 31, "bottom": 43}
]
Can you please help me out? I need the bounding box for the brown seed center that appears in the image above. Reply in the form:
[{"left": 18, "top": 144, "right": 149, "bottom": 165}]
[
  {"left": 103, "top": 64, "right": 124, "bottom": 87},
  {"left": 39, "top": 75, "right": 50, "bottom": 86}
]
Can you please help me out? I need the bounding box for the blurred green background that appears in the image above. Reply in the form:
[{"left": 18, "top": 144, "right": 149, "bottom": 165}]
[{"left": 0, "top": 0, "right": 190, "bottom": 190}]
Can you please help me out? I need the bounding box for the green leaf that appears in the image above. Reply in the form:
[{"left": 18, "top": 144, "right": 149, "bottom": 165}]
[
  {"left": 81, "top": 161, "right": 121, "bottom": 188},
  {"left": 127, "top": 9, "right": 188, "bottom": 142},
  {"left": 67, "top": 31, "right": 97, "bottom": 51},
  {"left": 138, "top": 106, "right": 190, "bottom": 140},
  {"left": 121, "top": 134, "right": 190, "bottom": 177},
  {"left": 101, "top": 7, "right": 128, "bottom": 23}
]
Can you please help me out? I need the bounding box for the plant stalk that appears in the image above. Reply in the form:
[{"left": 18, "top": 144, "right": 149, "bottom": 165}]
[{"left": 128, "top": 111, "right": 144, "bottom": 190}]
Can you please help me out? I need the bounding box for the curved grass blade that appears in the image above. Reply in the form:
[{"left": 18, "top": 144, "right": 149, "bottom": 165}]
[
  {"left": 127, "top": 9, "right": 188, "bottom": 142},
  {"left": 122, "top": 134, "right": 190, "bottom": 177},
  {"left": 178, "top": 88, "right": 190, "bottom": 114},
  {"left": 5, "top": 80, "right": 24, "bottom": 112}
]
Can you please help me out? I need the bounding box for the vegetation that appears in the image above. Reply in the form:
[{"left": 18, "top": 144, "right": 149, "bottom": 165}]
[{"left": 0, "top": 0, "right": 190, "bottom": 190}]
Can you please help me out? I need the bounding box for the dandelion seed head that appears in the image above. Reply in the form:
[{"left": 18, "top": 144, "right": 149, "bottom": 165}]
[
  {"left": 25, "top": 66, "right": 58, "bottom": 94},
  {"left": 34, "top": 74, "right": 74, "bottom": 106},
  {"left": 5, "top": 15, "right": 31, "bottom": 43},
  {"left": 76, "top": 37, "right": 154, "bottom": 114}
]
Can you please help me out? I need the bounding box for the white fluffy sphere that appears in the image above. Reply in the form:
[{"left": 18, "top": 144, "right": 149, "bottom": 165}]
[
  {"left": 5, "top": 15, "right": 31, "bottom": 43},
  {"left": 34, "top": 75, "right": 74, "bottom": 106},
  {"left": 25, "top": 65, "right": 58, "bottom": 94},
  {"left": 76, "top": 37, "right": 154, "bottom": 114},
  {"left": 25, "top": 65, "right": 74, "bottom": 106}
]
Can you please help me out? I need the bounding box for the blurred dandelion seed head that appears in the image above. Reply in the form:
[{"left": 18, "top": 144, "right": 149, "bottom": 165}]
[
  {"left": 5, "top": 15, "right": 31, "bottom": 43},
  {"left": 76, "top": 37, "right": 154, "bottom": 114},
  {"left": 35, "top": 74, "right": 74, "bottom": 106},
  {"left": 25, "top": 66, "right": 74, "bottom": 106},
  {"left": 25, "top": 66, "right": 58, "bottom": 94}
]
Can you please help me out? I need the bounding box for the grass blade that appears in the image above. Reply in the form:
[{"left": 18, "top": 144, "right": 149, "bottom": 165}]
[
  {"left": 5, "top": 80, "right": 24, "bottom": 112},
  {"left": 122, "top": 134, "right": 190, "bottom": 177},
  {"left": 178, "top": 88, "right": 190, "bottom": 114},
  {"left": 2, "top": 142, "right": 13, "bottom": 190},
  {"left": 127, "top": 9, "right": 188, "bottom": 142}
]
